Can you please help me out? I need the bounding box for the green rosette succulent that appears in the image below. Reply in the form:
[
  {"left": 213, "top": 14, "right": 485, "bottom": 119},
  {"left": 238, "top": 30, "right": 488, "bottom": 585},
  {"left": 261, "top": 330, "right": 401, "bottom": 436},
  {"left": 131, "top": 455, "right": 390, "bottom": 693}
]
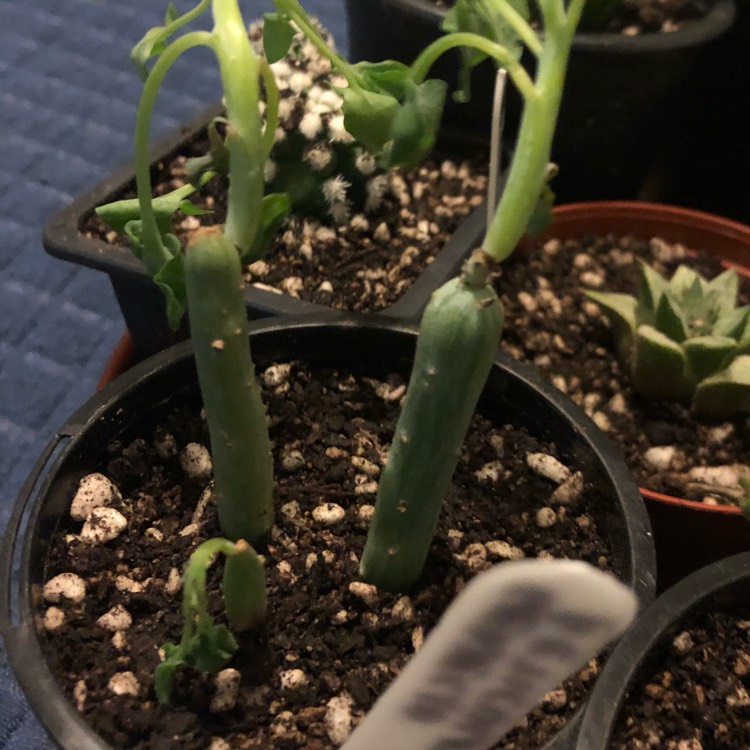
[{"left": 586, "top": 263, "right": 750, "bottom": 419}]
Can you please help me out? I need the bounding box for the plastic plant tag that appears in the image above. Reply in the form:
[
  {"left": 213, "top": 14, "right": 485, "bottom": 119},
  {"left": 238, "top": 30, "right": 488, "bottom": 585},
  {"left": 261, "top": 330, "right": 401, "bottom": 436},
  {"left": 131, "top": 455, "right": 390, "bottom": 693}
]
[
  {"left": 487, "top": 68, "right": 507, "bottom": 233},
  {"left": 342, "top": 560, "right": 637, "bottom": 750}
]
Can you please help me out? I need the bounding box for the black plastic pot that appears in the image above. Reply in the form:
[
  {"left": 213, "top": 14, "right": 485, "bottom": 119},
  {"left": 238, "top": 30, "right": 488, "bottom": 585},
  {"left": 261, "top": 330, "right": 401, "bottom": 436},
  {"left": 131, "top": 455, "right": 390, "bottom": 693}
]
[
  {"left": 1, "top": 317, "right": 655, "bottom": 750},
  {"left": 576, "top": 551, "right": 750, "bottom": 749},
  {"left": 42, "top": 102, "right": 486, "bottom": 358},
  {"left": 345, "top": 0, "right": 736, "bottom": 202}
]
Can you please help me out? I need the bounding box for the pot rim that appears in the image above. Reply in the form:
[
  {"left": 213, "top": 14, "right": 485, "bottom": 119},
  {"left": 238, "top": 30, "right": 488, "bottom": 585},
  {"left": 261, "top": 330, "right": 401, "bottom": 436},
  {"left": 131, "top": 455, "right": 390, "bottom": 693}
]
[
  {"left": 0, "top": 316, "right": 655, "bottom": 750},
  {"left": 380, "top": 0, "right": 735, "bottom": 52},
  {"left": 576, "top": 550, "right": 750, "bottom": 749}
]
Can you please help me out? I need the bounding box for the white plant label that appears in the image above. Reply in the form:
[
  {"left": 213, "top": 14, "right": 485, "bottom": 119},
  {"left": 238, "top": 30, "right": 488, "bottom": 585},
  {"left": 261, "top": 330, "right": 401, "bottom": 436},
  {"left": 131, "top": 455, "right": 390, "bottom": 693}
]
[{"left": 342, "top": 560, "right": 637, "bottom": 750}]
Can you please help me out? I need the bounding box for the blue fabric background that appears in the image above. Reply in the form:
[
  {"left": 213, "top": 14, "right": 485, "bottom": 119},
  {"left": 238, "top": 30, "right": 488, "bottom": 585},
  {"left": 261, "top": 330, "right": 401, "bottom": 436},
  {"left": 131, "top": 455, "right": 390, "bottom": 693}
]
[{"left": 0, "top": 1, "right": 347, "bottom": 745}]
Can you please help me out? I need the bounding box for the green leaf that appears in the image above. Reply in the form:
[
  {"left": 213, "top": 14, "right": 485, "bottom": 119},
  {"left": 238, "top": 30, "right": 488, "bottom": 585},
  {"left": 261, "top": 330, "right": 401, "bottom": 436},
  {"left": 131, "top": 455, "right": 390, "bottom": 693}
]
[
  {"left": 636, "top": 262, "right": 668, "bottom": 321},
  {"left": 654, "top": 292, "right": 689, "bottom": 343},
  {"left": 131, "top": 26, "right": 171, "bottom": 81},
  {"left": 190, "top": 625, "right": 238, "bottom": 673},
  {"left": 442, "top": 0, "right": 529, "bottom": 102},
  {"left": 341, "top": 87, "right": 400, "bottom": 154},
  {"left": 154, "top": 650, "right": 182, "bottom": 704},
  {"left": 96, "top": 183, "right": 200, "bottom": 234},
  {"left": 353, "top": 60, "right": 413, "bottom": 101},
  {"left": 243, "top": 192, "right": 291, "bottom": 263},
  {"left": 705, "top": 267, "right": 739, "bottom": 319},
  {"left": 153, "top": 248, "right": 188, "bottom": 330},
  {"left": 713, "top": 305, "right": 750, "bottom": 340},
  {"left": 693, "top": 355, "right": 750, "bottom": 418},
  {"left": 632, "top": 324, "right": 691, "bottom": 402},
  {"left": 186, "top": 118, "right": 230, "bottom": 182},
  {"left": 683, "top": 335, "right": 738, "bottom": 386},
  {"left": 262, "top": 12, "right": 296, "bottom": 64},
  {"left": 668, "top": 265, "right": 701, "bottom": 300},
  {"left": 385, "top": 79, "right": 447, "bottom": 169},
  {"left": 164, "top": 2, "right": 179, "bottom": 24}
]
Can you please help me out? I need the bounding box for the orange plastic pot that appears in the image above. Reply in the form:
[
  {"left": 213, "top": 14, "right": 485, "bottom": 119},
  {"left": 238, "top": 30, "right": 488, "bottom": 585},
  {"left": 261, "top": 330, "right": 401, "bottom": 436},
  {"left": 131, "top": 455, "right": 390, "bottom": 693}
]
[{"left": 536, "top": 201, "right": 750, "bottom": 591}]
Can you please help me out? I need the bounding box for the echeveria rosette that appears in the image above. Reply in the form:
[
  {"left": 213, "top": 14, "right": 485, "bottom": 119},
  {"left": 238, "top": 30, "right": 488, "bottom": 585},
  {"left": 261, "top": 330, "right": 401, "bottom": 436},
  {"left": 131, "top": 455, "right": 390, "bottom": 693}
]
[{"left": 586, "top": 263, "right": 750, "bottom": 419}]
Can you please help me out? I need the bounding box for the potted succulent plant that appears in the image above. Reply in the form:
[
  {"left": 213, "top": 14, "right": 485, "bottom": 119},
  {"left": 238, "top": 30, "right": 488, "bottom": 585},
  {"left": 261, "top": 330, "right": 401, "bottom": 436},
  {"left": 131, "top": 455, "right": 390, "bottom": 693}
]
[
  {"left": 345, "top": 0, "right": 736, "bottom": 202},
  {"left": 493, "top": 200, "right": 750, "bottom": 591},
  {"left": 2, "top": 0, "right": 656, "bottom": 748},
  {"left": 43, "top": 11, "right": 490, "bottom": 359},
  {"left": 576, "top": 550, "right": 750, "bottom": 749}
]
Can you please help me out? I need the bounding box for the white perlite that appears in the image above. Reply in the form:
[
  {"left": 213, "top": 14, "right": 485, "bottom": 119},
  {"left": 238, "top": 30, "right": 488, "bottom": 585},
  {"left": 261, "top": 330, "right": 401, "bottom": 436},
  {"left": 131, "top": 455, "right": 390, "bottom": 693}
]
[
  {"left": 326, "top": 692, "right": 354, "bottom": 744},
  {"left": 180, "top": 442, "right": 213, "bottom": 479},
  {"left": 43, "top": 572, "right": 86, "bottom": 603},
  {"left": 209, "top": 739, "right": 232, "bottom": 750},
  {"left": 115, "top": 575, "right": 146, "bottom": 594},
  {"left": 644, "top": 446, "right": 677, "bottom": 471},
  {"left": 551, "top": 471, "right": 584, "bottom": 505},
  {"left": 391, "top": 596, "right": 414, "bottom": 623},
  {"left": 348, "top": 581, "right": 379, "bottom": 606},
  {"left": 153, "top": 432, "right": 177, "bottom": 460},
  {"left": 108, "top": 672, "right": 140, "bottom": 697},
  {"left": 80, "top": 506, "right": 128, "bottom": 544},
  {"left": 688, "top": 465, "right": 740, "bottom": 488},
  {"left": 280, "top": 669, "right": 309, "bottom": 691},
  {"left": 312, "top": 502, "right": 346, "bottom": 526},
  {"left": 526, "top": 453, "right": 571, "bottom": 484},
  {"left": 485, "top": 540, "right": 525, "bottom": 561},
  {"left": 474, "top": 461, "right": 504, "bottom": 483},
  {"left": 70, "top": 473, "right": 121, "bottom": 521},
  {"left": 43, "top": 606, "right": 65, "bottom": 631},
  {"left": 536, "top": 507, "right": 557, "bottom": 528},
  {"left": 281, "top": 449, "right": 306, "bottom": 472},
  {"left": 165, "top": 567, "right": 182, "bottom": 595},
  {"left": 74, "top": 680, "right": 87, "bottom": 712},
  {"left": 211, "top": 668, "right": 241, "bottom": 713},
  {"left": 96, "top": 605, "right": 132, "bottom": 632}
]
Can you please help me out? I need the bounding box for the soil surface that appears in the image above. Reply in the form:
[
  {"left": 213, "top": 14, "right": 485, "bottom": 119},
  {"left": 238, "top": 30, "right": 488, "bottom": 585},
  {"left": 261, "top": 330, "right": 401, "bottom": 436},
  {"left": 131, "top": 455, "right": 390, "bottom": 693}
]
[
  {"left": 611, "top": 608, "right": 750, "bottom": 748},
  {"left": 492, "top": 233, "right": 750, "bottom": 506},
  {"left": 83, "top": 134, "right": 488, "bottom": 314},
  {"left": 429, "top": 0, "right": 715, "bottom": 33},
  {"left": 39, "top": 360, "right": 619, "bottom": 750}
]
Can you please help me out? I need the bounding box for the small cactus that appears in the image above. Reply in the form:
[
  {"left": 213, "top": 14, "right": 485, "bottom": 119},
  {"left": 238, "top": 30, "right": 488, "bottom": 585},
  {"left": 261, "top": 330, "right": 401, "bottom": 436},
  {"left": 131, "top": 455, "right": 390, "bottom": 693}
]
[
  {"left": 586, "top": 263, "right": 750, "bottom": 418},
  {"left": 254, "top": 21, "right": 391, "bottom": 224}
]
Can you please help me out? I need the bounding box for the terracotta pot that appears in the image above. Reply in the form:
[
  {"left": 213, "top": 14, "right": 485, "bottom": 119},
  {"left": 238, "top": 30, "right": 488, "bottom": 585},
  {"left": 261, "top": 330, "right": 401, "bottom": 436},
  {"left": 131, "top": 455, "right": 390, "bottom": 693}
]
[{"left": 535, "top": 201, "right": 750, "bottom": 592}]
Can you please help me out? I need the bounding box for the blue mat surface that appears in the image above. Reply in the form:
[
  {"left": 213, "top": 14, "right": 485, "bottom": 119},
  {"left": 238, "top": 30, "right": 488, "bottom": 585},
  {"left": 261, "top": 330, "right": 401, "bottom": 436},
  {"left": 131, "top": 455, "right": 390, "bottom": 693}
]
[{"left": 0, "top": 1, "right": 347, "bottom": 746}]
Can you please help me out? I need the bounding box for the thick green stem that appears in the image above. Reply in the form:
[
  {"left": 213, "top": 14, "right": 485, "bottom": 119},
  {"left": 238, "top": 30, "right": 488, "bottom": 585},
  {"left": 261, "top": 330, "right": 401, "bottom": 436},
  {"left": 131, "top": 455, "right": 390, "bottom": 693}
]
[
  {"left": 411, "top": 32, "right": 536, "bottom": 101},
  {"left": 185, "top": 231, "right": 274, "bottom": 544},
  {"left": 360, "top": 257, "right": 503, "bottom": 592},
  {"left": 134, "top": 30, "right": 215, "bottom": 276},
  {"left": 212, "top": 0, "right": 266, "bottom": 254}
]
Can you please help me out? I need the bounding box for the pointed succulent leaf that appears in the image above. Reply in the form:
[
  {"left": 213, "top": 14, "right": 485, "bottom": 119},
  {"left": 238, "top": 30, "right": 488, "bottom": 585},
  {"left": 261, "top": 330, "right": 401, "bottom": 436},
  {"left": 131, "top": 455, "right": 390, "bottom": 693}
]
[
  {"left": 654, "top": 292, "right": 689, "bottom": 342},
  {"left": 713, "top": 305, "right": 750, "bottom": 340},
  {"left": 668, "top": 264, "right": 701, "bottom": 300},
  {"left": 636, "top": 262, "right": 668, "bottom": 321},
  {"left": 705, "top": 267, "right": 740, "bottom": 320},
  {"left": 683, "top": 335, "right": 738, "bottom": 386},
  {"left": 692, "top": 355, "right": 750, "bottom": 419},
  {"left": 680, "top": 275, "right": 711, "bottom": 332},
  {"left": 584, "top": 290, "right": 637, "bottom": 359},
  {"left": 632, "top": 325, "right": 691, "bottom": 401}
]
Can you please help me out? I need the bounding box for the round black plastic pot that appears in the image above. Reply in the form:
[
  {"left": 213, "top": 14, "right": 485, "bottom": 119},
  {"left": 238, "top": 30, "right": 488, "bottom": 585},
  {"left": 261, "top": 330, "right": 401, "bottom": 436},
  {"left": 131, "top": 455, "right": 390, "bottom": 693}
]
[
  {"left": 42, "top": 102, "right": 486, "bottom": 359},
  {"left": 0, "top": 317, "right": 655, "bottom": 750},
  {"left": 576, "top": 551, "right": 750, "bottom": 749},
  {"left": 345, "top": 0, "right": 736, "bottom": 202}
]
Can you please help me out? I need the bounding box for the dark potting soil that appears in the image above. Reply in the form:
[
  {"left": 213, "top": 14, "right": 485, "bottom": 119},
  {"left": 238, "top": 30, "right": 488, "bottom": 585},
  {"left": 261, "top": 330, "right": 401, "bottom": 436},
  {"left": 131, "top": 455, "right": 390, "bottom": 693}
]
[
  {"left": 610, "top": 608, "right": 750, "bottom": 748},
  {"left": 39, "top": 361, "right": 615, "bottom": 750},
  {"left": 429, "top": 0, "right": 714, "bottom": 33},
  {"left": 492, "top": 233, "right": 750, "bottom": 505},
  {"left": 82, "top": 134, "right": 488, "bottom": 314}
]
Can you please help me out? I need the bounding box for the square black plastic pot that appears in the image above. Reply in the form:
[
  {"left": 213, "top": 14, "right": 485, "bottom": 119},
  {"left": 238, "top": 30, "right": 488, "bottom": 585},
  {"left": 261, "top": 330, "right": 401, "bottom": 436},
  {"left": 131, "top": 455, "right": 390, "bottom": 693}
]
[
  {"left": 42, "top": 102, "right": 487, "bottom": 358},
  {"left": 0, "top": 317, "right": 655, "bottom": 750}
]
